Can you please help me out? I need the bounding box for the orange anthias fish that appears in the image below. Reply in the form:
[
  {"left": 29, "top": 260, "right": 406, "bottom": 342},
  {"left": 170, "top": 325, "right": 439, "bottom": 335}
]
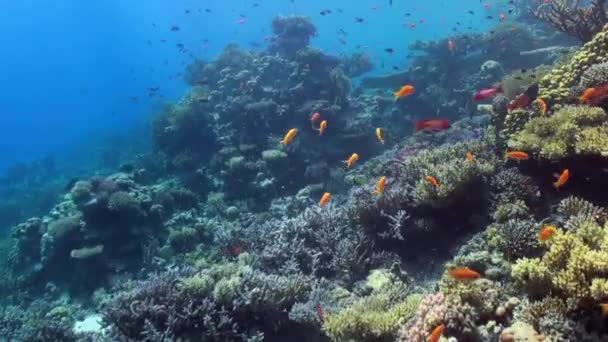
[
  {"left": 280, "top": 128, "right": 298, "bottom": 145},
  {"left": 539, "top": 225, "right": 556, "bottom": 241},
  {"left": 448, "top": 267, "right": 481, "bottom": 281},
  {"left": 580, "top": 84, "right": 608, "bottom": 104},
  {"left": 600, "top": 303, "right": 608, "bottom": 317},
  {"left": 319, "top": 192, "right": 331, "bottom": 207},
  {"left": 414, "top": 119, "right": 450, "bottom": 132},
  {"left": 533, "top": 98, "right": 548, "bottom": 114},
  {"left": 343, "top": 153, "right": 360, "bottom": 168},
  {"left": 425, "top": 175, "right": 440, "bottom": 188},
  {"left": 553, "top": 169, "right": 569, "bottom": 190},
  {"left": 466, "top": 152, "right": 474, "bottom": 162},
  {"left": 448, "top": 39, "right": 454, "bottom": 53},
  {"left": 427, "top": 324, "right": 445, "bottom": 342},
  {"left": 505, "top": 151, "right": 529, "bottom": 161},
  {"left": 394, "top": 84, "right": 415, "bottom": 100},
  {"left": 310, "top": 112, "right": 320, "bottom": 126},
  {"left": 375, "top": 127, "right": 385, "bottom": 144},
  {"left": 317, "top": 120, "right": 327, "bottom": 136},
  {"left": 374, "top": 176, "right": 386, "bottom": 195}
]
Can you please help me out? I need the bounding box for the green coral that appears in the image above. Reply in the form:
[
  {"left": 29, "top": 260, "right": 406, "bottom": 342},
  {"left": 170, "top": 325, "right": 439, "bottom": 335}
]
[
  {"left": 508, "top": 105, "right": 608, "bottom": 160},
  {"left": 397, "top": 140, "right": 498, "bottom": 208},
  {"left": 323, "top": 292, "right": 422, "bottom": 342},
  {"left": 538, "top": 23, "right": 608, "bottom": 105},
  {"left": 512, "top": 215, "right": 608, "bottom": 304}
]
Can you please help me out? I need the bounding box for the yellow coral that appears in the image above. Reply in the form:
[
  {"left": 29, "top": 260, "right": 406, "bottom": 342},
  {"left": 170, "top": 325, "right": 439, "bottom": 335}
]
[
  {"left": 538, "top": 23, "right": 608, "bottom": 105},
  {"left": 323, "top": 293, "right": 421, "bottom": 342},
  {"left": 508, "top": 106, "right": 608, "bottom": 160},
  {"left": 512, "top": 219, "right": 608, "bottom": 304}
]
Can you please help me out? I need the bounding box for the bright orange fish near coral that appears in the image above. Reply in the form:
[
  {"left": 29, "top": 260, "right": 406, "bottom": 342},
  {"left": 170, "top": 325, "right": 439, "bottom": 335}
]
[
  {"left": 394, "top": 84, "right": 415, "bottom": 100},
  {"left": 580, "top": 84, "right": 608, "bottom": 104},
  {"left": 553, "top": 169, "right": 569, "bottom": 190},
  {"left": 533, "top": 98, "right": 548, "bottom": 114},
  {"left": 375, "top": 127, "right": 385, "bottom": 144},
  {"left": 505, "top": 151, "right": 529, "bottom": 161},
  {"left": 600, "top": 303, "right": 608, "bottom": 317},
  {"left": 539, "top": 225, "right": 556, "bottom": 241},
  {"left": 343, "top": 153, "right": 360, "bottom": 168},
  {"left": 466, "top": 152, "right": 474, "bottom": 162},
  {"left": 447, "top": 39, "right": 454, "bottom": 54},
  {"left": 317, "top": 120, "right": 327, "bottom": 136},
  {"left": 280, "top": 128, "right": 297, "bottom": 145},
  {"left": 427, "top": 324, "right": 445, "bottom": 342},
  {"left": 425, "top": 175, "right": 440, "bottom": 188},
  {"left": 319, "top": 192, "right": 331, "bottom": 207},
  {"left": 374, "top": 176, "right": 386, "bottom": 195},
  {"left": 448, "top": 267, "right": 481, "bottom": 281}
]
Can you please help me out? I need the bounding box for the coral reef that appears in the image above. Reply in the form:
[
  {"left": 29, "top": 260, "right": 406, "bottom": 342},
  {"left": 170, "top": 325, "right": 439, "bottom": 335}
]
[
  {"left": 538, "top": 23, "right": 608, "bottom": 105},
  {"left": 512, "top": 202, "right": 608, "bottom": 305},
  {"left": 508, "top": 105, "right": 608, "bottom": 160},
  {"left": 7, "top": 8, "right": 608, "bottom": 342}
]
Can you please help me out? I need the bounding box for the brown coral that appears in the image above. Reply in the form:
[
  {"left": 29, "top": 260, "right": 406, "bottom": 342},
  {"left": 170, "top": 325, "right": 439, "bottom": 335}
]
[{"left": 533, "top": 0, "right": 608, "bottom": 42}]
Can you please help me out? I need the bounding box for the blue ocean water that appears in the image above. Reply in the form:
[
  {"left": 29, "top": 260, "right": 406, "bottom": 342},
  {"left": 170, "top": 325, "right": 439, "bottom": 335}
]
[{"left": 0, "top": 0, "right": 499, "bottom": 172}]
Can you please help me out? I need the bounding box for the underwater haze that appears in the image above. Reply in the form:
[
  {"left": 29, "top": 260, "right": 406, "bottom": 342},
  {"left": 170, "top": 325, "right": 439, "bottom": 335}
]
[{"left": 3, "top": 0, "right": 608, "bottom": 341}]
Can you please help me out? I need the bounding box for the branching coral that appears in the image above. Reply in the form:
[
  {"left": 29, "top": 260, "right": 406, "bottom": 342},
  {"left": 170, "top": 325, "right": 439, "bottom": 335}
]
[
  {"left": 394, "top": 140, "right": 498, "bottom": 208},
  {"left": 532, "top": 0, "right": 607, "bottom": 42},
  {"left": 514, "top": 297, "right": 574, "bottom": 341},
  {"left": 323, "top": 289, "right": 421, "bottom": 341},
  {"left": 508, "top": 105, "right": 608, "bottom": 159},
  {"left": 488, "top": 218, "right": 540, "bottom": 261},
  {"left": 512, "top": 205, "right": 608, "bottom": 304}
]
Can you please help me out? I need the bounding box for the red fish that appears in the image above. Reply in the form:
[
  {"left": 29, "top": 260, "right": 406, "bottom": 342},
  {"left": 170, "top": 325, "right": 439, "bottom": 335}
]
[
  {"left": 414, "top": 119, "right": 450, "bottom": 132},
  {"left": 508, "top": 84, "right": 539, "bottom": 111},
  {"left": 472, "top": 84, "right": 502, "bottom": 101}
]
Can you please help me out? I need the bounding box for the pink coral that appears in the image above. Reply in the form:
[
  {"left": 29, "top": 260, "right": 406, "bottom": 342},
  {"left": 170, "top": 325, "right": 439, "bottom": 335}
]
[{"left": 398, "top": 292, "right": 447, "bottom": 342}]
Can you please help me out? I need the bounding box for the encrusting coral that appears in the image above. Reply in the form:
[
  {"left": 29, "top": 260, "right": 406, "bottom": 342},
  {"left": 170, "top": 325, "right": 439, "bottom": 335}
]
[{"left": 508, "top": 105, "right": 608, "bottom": 160}]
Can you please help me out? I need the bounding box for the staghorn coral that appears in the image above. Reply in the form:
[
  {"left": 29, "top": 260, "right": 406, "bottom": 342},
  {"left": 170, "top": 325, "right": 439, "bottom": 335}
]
[
  {"left": 508, "top": 105, "right": 608, "bottom": 159},
  {"left": 533, "top": 0, "right": 607, "bottom": 43},
  {"left": 538, "top": 23, "right": 608, "bottom": 105},
  {"left": 103, "top": 255, "right": 317, "bottom": 341}
]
